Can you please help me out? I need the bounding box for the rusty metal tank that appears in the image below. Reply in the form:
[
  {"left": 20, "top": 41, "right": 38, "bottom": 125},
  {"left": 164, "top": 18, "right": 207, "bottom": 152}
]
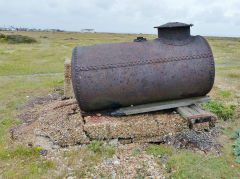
[{"left": 71, "top": 22, "right": 215, "bottom": 111}]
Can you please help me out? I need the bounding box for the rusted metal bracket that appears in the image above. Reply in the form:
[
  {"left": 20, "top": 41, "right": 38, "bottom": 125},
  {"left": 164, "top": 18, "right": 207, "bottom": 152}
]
[{"left": 177, "top": 104, "right": 217, "bottom": 129}]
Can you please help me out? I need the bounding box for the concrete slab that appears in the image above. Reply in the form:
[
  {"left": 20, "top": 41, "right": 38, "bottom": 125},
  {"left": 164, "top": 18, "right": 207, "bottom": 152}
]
[
  {"left": 12, "top": 98, "right": 216, "bottom": 147},
  {"left": 84, "top": 112, "right": 188, "bottom": 143}
]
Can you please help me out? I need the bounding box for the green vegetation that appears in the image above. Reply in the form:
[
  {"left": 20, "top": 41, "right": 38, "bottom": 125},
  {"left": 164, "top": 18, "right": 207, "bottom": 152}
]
[
  {"left": 145, "top": 144, "right": 240, "bottom": 178},
  {"left": 0, "top": 146, "right": 42, "bottom": 160},
  {"left": 146, "top": 145, "right": 169, "bottom": 156},
  {"left": 0, "top": 75, "right": 63, "bottom": 178},
  {"left": 0, "top": 145, "right": 55, "bottom": 178},
  {"left": 202, "top": 100, "right": 236, "bottom": 120},
  {"left": 132, "top": 148, "right": 141, "bottom": 156},
  {"left": 230, "top": 129, "right": 240, "bottom": 139},
  {"left": 231, "top": 129, "right": 240, "bottom": 163},
  {"left": 62, "top": 142, "right": 116, "bottom": 178},
  {"left": 87, "top": 141, "right": 116, "bottom": 158},
  {"left": 217, "top": 88, "right": 231, "bottom": 98},
  {"left": 0, "top": 33, "right": 37, "bottom": 44},
  {"left": 165, "top": 149, "right": 240, "bottom": 178}
]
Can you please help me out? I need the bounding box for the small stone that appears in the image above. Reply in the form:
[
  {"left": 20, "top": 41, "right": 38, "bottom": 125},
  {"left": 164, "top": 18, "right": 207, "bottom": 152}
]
[
  {"left": 109, "top": 139, "right": 118, "bottom": 147},
  {"left": 39, "top": 117, "right": 45, "bottom": 121},
  {"left": 96, "top": 113, "right": 102, "bottom": 117},
  {"left": 34, "top": 129, "right": 42, "bottom": 136},
  {"left": 84, "top": 116, "right": 91, "bottom": 120},
  {"left": 67, "top": 177, "right": 76, "bottom": 179},
  {"left": 67, "top": 167, "right": 73, "bottom": 171},
  {"left": 161, "top": 154, "right": 168, "bottom": 159},
  {"left": 112, "top": 170, "right": 117, "bottom": 179},
  {"left": 39, "top": 149, "right": 48, "bottom": 156},
  {"left": 79, "top": 144, "right": 86, "bottom": 149},
  {"left": 113, "top": 160, "right": 120, "bottom": 165},
  {"left": 106, "top": 159, "right": 111, "bottom": 165},
  {"left": 52, "top": 145, "right": 59, "bottom": 149}
]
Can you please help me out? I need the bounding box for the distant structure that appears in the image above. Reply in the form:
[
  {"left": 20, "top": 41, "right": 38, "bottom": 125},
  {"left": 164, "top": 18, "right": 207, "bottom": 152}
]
[
  {"left": 0, "top": 26, "right": 65, "bottom": 32},
  {"left": 81, "top": 29, "right": 95, "bottom": 33}
]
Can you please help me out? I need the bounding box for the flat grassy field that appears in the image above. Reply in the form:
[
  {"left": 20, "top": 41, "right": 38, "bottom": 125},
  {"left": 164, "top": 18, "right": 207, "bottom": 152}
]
[{"left": 0, "top": 31, "right": 240, "bottom": 178}]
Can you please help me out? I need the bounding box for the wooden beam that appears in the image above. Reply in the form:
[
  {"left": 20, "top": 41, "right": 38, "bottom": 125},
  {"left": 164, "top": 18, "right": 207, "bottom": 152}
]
[{"left": 111, "top": 96, "right": 210, "bottom": 116}]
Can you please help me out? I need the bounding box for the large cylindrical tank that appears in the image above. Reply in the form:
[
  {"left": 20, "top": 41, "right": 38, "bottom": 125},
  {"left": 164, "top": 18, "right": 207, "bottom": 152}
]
[{"left": 71, "top": 22, "right": 215, "bottom": 111}]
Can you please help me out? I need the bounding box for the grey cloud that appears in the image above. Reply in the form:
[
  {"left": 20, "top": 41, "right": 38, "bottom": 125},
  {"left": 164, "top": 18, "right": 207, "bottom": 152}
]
[{"left": 0, "top": 0, "right": 239, "bottom": 36}]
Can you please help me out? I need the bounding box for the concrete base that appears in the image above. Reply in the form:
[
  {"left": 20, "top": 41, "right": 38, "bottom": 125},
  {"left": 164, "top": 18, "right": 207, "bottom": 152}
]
[
  {"left": 11, "top": 99, "right": 214, "bottom": 148},
  {"left": 84, "top": 113, "right": 188, "bottom": 142}
]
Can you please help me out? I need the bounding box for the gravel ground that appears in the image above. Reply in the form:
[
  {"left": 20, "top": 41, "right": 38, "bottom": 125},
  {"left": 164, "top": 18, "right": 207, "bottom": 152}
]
[{"left": 93, "top": 143, "right": 165, "bottom": 178}]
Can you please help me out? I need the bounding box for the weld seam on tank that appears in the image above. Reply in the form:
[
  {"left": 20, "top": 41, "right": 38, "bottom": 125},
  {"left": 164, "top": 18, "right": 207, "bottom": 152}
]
[{"left": 75, "top": 52, "right": 213, "bottom": 71}]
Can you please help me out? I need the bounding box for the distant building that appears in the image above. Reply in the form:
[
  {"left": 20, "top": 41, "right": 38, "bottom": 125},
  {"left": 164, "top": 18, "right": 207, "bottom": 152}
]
[
  {"left": 81, "top": 29, "right": 95, "bottom": 33},
  {"left": 0, "top": 26, "right": 64, "bottom": 32}
]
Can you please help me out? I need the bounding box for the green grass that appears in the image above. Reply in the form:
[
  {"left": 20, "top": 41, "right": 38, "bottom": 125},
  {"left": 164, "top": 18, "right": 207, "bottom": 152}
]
[
  {"left": 61, "top": 142, "right": 116, "bottom": 178},
  {"left": 0, "top": 146, "right": 42, "bottom": 160},
  {"left": 202, "top": 100, "right": 236, "bottom": 120},
  {"left": 145, "top": 144, "right": 240, "bottom": 178},
  {"left": 146, "top": 145, "right": 169, "bottom": 156},
  {"left": 0, "top": 145, "right": 55, "bottom": 178},
  {"left": 132, "top": 148, "right": 141, "bottom": 156},
  {"left": 0, "top": 75, "right": 63, "bottom": 178},
  {"left": 217, "top": 89, "right": 232, "bottom": 98},
  {"left": 87, "top": 141, "right": 116, "bottom": 158},
  {"left": 166, "top": 150, "right": 240, "bottom": 179}
]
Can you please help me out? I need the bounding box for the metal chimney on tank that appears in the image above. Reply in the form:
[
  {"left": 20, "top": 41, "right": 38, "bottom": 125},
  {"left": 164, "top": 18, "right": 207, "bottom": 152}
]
[
  {"left": 155, "top": 22, "right": 192, "bottom": 40},
  {"left": 71, "top": 22, "right": 215, "bottom": 111}
]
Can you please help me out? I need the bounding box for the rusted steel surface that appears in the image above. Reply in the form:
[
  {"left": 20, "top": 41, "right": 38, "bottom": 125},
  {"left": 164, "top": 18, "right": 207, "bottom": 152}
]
[{"left": 71, "top": 22, "right": 215, "bottom": 111}]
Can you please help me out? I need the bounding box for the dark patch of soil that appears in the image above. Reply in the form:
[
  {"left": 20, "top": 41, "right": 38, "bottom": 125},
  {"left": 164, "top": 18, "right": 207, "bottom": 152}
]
[
  {"left": 163, "top": 127, "right": 222, "bottom": 153},
  {"left": 17, "top": 94, "right": 61, "bottom": 123}
]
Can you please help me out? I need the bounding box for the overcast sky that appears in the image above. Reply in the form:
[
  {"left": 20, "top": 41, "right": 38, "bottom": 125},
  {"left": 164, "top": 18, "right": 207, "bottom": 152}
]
[{"left": 1, "top": 0, "right": 240, "bottom": 37}]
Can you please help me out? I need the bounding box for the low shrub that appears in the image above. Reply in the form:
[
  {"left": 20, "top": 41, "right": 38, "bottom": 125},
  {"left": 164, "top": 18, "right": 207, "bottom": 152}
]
[
  {"left": 202, "top": 100, "right": 235, "bottom": 120},
  {"left": 230, "top": 129, "right": 240, "bottom": 163},
  {"left": 0, "top": 33, "right": 37, "bottom": 44}
]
